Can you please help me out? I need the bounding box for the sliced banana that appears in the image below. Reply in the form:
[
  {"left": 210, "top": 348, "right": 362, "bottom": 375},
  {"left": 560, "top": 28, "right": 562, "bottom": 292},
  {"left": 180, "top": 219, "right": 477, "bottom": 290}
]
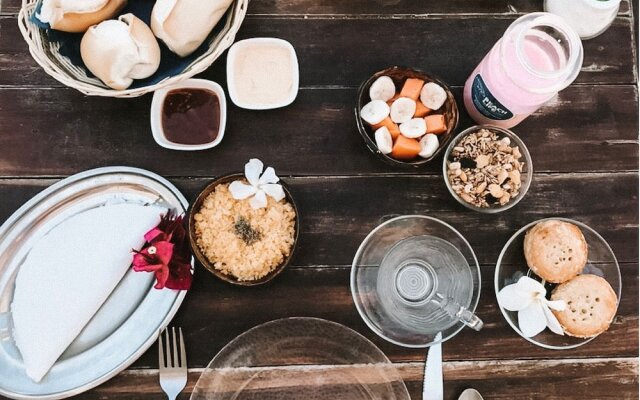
[
  {"left": 390, "top": 97, "right": 416, "bottom": 124},
  {"left": 419, "top": 133, "right": 439, "bottom": 158},
  {"left": 399, "top": 118, "right": 427, "bottom": 139},
  {"left": 360, "top": 100, "right": 390, "bottom": 125},
  {"left": 374, "top": 126, "right": 393, "bottom": 155},
  {"left": 420, "top": 82, "right": 447, "bottom": 110},
  {"left": 369, "top": 76, "right": 396, "bottom": 102}
]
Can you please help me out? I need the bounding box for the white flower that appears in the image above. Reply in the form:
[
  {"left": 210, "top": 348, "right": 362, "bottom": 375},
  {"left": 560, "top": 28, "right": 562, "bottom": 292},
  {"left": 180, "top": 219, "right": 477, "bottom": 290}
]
[
  {"left": 229, "top": 159, "right": 285, "bottom": 209},
  {"left": 497, "top": 276, "right": 566, "bottom": 338}
]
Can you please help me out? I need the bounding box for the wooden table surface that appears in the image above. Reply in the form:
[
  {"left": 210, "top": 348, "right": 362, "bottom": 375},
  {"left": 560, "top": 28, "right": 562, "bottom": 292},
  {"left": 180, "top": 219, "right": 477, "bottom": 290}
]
[{"left": 0, "top": 1, "right": 638, "bottom": 399}]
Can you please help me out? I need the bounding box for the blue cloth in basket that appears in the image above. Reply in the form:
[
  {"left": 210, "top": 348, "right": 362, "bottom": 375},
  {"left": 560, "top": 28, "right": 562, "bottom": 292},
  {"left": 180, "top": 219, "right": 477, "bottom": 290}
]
[{"left": 31, "top": 0, "right": 227, "bottom": 89}]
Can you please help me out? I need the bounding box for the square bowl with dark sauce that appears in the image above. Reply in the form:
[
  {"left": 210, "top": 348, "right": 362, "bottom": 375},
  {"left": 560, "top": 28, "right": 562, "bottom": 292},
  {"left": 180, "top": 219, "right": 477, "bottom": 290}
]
[{"left": 151, "top": 79, "right": 227, "bottom": 151}]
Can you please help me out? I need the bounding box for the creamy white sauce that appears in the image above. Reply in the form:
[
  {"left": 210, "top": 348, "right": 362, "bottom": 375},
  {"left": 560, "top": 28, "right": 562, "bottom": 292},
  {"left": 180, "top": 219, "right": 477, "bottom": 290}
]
[{"left": 233, "top": 45, "right": 294, "bottom": 106}]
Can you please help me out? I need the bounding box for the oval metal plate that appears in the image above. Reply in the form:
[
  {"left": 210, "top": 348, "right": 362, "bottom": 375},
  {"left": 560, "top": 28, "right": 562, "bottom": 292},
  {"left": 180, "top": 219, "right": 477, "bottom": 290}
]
[{"left": 0, "top": 167, "right": 191, "bottom": 399}]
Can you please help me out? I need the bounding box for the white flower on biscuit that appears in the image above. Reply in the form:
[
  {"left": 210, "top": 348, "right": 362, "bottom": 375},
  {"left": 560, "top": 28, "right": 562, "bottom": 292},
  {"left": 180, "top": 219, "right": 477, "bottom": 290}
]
[
  {"left": 229, "top": 159, "right": 285, "bottom": 209},
  {"left": 498, "top": 276, "right": 566, "bottom": 337}
]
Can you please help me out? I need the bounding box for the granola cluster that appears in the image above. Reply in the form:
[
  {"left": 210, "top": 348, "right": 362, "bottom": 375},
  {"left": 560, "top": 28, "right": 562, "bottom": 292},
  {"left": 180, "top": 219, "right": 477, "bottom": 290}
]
[{"left": 447, "top": 128, "right": 524, "bottom": 208}]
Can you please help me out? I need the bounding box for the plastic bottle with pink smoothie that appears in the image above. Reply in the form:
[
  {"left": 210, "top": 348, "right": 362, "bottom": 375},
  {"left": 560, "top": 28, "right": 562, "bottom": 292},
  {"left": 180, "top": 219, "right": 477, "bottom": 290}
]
[{"left": 463, "top": 13, "right": 583, "bottom": 129}]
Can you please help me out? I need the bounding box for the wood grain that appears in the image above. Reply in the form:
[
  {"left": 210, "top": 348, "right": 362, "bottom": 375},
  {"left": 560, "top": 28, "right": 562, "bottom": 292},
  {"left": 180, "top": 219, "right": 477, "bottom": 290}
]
[
  {"left": 0, "top": 174, "right": 636, "bottom": 266},
  {"left": 42, "top": 358, "right": 638, "bottom": 400},
  {"left": 0, "top": 0, "right": 632, "bottom": 17},
  {"left": 0, "top": 16, "right": 636, "bottom": 88},
  {"left": 0, "top": 177, "right": 636, "bottom": 367},
  {"left": 0, "top": 0, "right": 636, "bottom": 398},
  {"left": 121, "top": 262, "right": 637, "bottom": 368},
  {"left": 0, "top": 85, "right": 636, "bottom": 177}
]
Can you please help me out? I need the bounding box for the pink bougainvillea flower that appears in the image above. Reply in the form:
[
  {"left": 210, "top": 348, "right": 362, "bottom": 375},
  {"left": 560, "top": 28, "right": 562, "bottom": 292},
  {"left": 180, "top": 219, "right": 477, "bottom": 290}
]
[
  {"left": 165, "top": 257, "right": 193, "bottom": 290},
  {"left": 131, "top": 211, "right": 193, "bottom": 290},
  {"left": 144, "top": 210, "right": 183, "bottom": 243}
]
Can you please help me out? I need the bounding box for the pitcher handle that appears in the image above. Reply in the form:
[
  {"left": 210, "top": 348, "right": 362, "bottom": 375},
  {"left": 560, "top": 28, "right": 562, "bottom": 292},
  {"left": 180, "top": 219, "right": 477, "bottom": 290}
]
[
  {"left": 455, "top": 306, "right": 484, "bottom": 331},
  {"left": 432, "top": 293, "right": 484, "bottom": 331}
]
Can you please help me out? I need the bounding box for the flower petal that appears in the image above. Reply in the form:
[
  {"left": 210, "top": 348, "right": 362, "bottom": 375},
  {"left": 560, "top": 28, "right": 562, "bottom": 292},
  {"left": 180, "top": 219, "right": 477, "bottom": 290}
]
[
  {"left": 245, "top": 159, "right": 263, "bottom": 186},
  {"left": 497, "top": 283, "right": 534, "bottom": 311},
  {"left": 259, "top": 167, "right": 280, "bottom": 185},
  {"left": 518, "top": 301, "right": 547, "bottom": 338},
  {"left": 515, "top": 276, "right": 546, "bottom": 297},
  {"left": 229, "top": 181, "right": 258, "bottom": 200},
  {"left": 249, "top": 190, "right": 268, "bottom": 209},
  {"left": 542, "top": 303, "right": 565, "bottom": 335},
  {"left": 133, "top": 261, "right": 163, "bottom": 272},
  {"left": 261, "top": 183, "right": 286, "bottom": 202},
  {"left": 144, "top": 227, "right": 166, "bottom": 243},
  {"left": 154, "top": 266, "right": 170, "bottom": 289},
  {"left": 544, "top": 299, "right": 567, "bottom": 311},
  {"left": 165, "top": 261, "right": 193, "bottom": 290},
  {"left": 153, "top": 241, "right": 175, "bottom": 265}
]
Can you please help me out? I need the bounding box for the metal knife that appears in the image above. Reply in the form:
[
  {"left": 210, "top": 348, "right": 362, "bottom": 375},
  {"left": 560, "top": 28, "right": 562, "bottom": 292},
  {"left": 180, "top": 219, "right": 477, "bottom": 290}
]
[{"left": 423, "top": 332, "right": 443, "bottom": 400}]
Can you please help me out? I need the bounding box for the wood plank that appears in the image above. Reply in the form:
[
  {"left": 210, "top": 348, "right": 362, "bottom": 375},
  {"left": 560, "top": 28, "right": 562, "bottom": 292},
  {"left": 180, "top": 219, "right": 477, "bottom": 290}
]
[
  {"left": 0, "top": 0, "right": 632, "bottom": 17},
  {"left": 0, "top": 174, "right": 636, "bottom": 265},
  {"left": 249, "top": 0, "right": 633, "bottom": 17},
  {"left": 0, "top": 174, "right": 635, "bottom": 367},
  {"left": 121, "top": 263, "right": 636, "bottom": 368},
  {"left": 0, "top": 16, "right": 636, "bottom": 87},
  {"left": 23, "top": 358, "right": 637, "bottom": 400},
  {"left": 0, "top": 85, "right": 636, "bottom": 177}
]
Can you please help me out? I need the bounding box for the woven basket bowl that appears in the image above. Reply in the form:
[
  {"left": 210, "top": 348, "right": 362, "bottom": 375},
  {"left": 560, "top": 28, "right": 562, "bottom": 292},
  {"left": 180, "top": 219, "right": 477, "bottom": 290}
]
[{"left": 17, "top": 0, "right": 248, "bottom": 97}]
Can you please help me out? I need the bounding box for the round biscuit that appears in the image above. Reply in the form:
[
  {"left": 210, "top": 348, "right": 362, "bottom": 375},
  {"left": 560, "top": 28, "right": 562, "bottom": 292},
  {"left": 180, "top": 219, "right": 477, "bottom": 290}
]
[
  {"left": 550, "top": 274, "right": 617, "bottom": 338},
  {"left": 524, "top": 220, "right": 588, "bottom": 283}
]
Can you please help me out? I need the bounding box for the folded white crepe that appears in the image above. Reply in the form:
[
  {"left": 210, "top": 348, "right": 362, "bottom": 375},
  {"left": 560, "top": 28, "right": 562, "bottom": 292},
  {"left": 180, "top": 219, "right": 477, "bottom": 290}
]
[
  {"left": 11, "top": 203, "right": 166, "bottom": 383},
  {"left": 151, "top": 0, "right": 234, "bottom": 57}
]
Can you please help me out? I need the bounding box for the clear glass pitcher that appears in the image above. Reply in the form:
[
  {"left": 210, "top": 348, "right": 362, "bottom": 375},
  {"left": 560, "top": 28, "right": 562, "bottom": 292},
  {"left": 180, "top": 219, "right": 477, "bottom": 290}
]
[{"left": 351, "top": 215, "right": 483, "bottom": 348}]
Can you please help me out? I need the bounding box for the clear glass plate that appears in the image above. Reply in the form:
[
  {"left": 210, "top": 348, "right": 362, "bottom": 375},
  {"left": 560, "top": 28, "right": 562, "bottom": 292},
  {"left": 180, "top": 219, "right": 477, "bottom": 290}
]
[
  {"left": 495, "top": 217, "right": 621, "bottom": 350},
  {"left": 190, "top": 318, "right": 410, "bottom": 400}
]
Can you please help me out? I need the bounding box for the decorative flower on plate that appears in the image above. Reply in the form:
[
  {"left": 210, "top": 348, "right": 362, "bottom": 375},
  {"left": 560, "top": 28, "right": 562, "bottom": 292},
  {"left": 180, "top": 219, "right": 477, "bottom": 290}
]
[
  {"left": 497, "top": 276, "right": 566, "bottom": 337},
  {"left": 229, "top": 158, "right": 285, "bottom": 209},
  {"left": 132, "top": 211, "right": 193, "bottom": 290}
]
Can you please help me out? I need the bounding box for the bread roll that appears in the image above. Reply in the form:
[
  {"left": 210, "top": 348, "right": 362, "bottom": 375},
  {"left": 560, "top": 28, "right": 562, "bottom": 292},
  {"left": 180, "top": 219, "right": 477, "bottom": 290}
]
[
  {"left": 37, "top": 0, "right": 127, "bottom": 33},
  {"left": 80, "top": 14, "right": 160, "bottom": 90},
  {"left": 151, "top": 0, "right": 234, "bottom": 57}
]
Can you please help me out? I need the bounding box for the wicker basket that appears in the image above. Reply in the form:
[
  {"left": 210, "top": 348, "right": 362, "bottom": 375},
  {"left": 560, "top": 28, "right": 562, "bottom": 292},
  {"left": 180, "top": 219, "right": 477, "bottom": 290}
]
[{"left": 18, "top": 0, "right": 248, "bottom": 97}]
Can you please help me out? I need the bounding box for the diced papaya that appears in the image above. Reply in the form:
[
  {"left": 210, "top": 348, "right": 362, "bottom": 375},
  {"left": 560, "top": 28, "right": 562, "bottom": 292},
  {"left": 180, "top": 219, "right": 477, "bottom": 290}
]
[
  {"left": 391, "top": 135, "right": 421, "bottom": 160},
  {"left": 424, "top": 114, "right": 447, "bottom": 134},
  {"left": 399, "top": 78, "right": 424, "bottom": 101},
  {"left": 414, "top": 101, "right": 432, "bottom": 118},
  {"left": 372, "top": 117, "right": 401, "bottom": 139}
]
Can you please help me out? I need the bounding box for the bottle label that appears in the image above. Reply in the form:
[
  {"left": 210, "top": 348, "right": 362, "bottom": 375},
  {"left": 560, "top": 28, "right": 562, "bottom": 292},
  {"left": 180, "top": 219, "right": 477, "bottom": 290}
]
[{"left": 470, "top": 74, "right": 514, "bottom": 121}]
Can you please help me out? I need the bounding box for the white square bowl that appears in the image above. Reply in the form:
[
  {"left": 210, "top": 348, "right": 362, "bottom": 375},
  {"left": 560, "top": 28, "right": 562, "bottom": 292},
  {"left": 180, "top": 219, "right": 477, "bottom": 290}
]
[
  {"left": 150, "top": 79, "right": 227, "bottom": 151},
  {"left": 226, "top": 38, "right": 299, "bottom": 110}
]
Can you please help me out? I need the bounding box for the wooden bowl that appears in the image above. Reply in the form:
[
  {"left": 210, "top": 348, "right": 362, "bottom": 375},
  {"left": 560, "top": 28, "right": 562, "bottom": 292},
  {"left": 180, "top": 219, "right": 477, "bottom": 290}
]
[
  {"left": 355, "top": 66, "right": 459, "bottom": 168},
  {"left": 187, "top": 173, "right": 300, "bottom": 286}
]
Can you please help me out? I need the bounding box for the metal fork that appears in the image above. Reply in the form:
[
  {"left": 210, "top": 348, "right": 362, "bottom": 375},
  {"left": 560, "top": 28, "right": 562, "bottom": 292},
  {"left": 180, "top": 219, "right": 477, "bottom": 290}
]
[{"left": 158, "top": 327, "right": 188, "bottom": 400}]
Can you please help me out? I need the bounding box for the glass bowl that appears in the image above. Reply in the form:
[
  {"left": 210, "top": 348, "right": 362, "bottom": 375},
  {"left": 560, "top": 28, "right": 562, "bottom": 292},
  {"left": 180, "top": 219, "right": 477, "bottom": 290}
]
[
  {"left": 351, "top": 215, "right": 481, "bottom": 348},
  {"left": 187, "top": 173, "right": 300, "bottom": 286},
  {"left": 355, "top": 66, "right": 459, "bottom": 168},
  {"left": 495, "top": 218, "right": 621, "bottom": 350},
  {"left": 190, "top": 317, "right": 410, "bottom": 400},
  {"left": 442, "top": 125, "right": 533, "bottom": 213}
]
